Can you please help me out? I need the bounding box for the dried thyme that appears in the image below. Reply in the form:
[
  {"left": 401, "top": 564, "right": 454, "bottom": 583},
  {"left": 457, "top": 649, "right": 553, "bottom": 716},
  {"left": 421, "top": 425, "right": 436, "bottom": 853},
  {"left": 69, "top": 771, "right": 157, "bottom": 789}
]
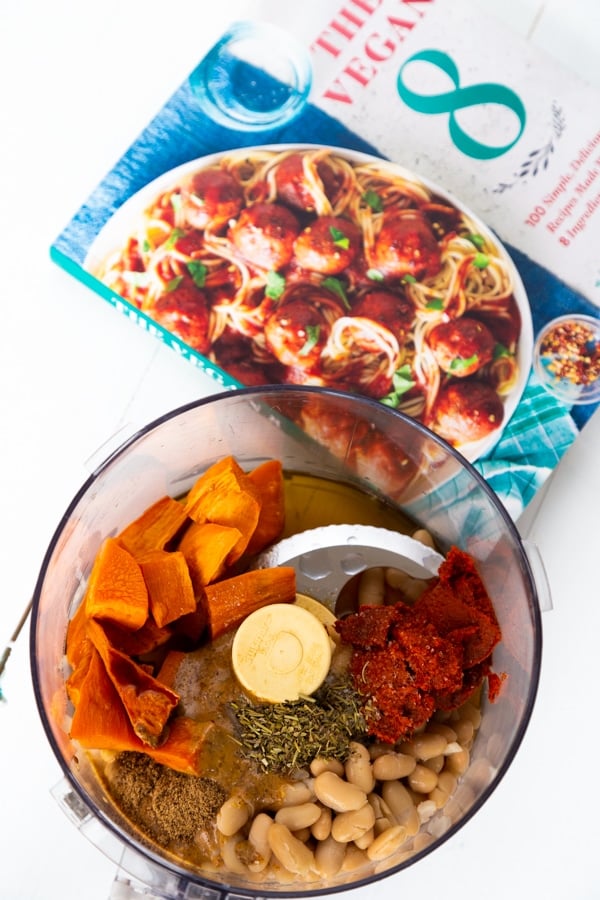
[{"left": 230, "top": 676, "right": 367, "bottom": 773}]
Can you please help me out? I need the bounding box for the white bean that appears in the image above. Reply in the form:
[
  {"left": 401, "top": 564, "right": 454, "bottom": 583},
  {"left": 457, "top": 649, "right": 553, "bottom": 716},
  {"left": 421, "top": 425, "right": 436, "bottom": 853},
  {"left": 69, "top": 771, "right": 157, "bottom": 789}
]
[
  {"left": 460, "top": 702, "right": 482, "bottom": 729},
  {"left": 277, "top": 780, "right": 315, "bottom": 807},
  {"left": 314, "top": 835, "right": 346, "bottom": 877},
  {"left": 267, "top": 822, "right": 315, "bottom": 876},
  {"left": 293, "top": 826, "right": 312, "bottom": 843},
  {"left": 216, "top": 796, "right": 250, "bottom": 837},
  {"left": 366, "top": 824, "right": 409, "bottom": 861},
  {"left": 445, "top": 746, "right": 470, "bottom": 776},
  {"left": 429, "top": 786, "right": 450, "bottom": 809},
  {"left": 331, "top": 803, "right": 375, "bottom": 843},
  {"left": 427, "top": 722, "right": 458, "bottom": 743},
  {"left": 381, "top": 781, "right": 420, "bottom": 835},
  {"left": 384, "top": 568, "right": 429, "bottom": 602},
  {"left": 408, "top": 764, "right": 439, "bottom": 794},
  {"left": 220, "top": 836, "right": 249, "bottom": 876},
  {"left": 444, "top": 741, "right": 464, "bottom": 756},
  {"left": 345, "top": 742, "right": 376, "bottom": 793},
  {"left": 368, "top": 742, "right": 395, "bottom": 760},
  {"left": 403, "top": 732, "right": 448, "bottom": 761},
  {"left": 437, "top": 771, "right": 458, "bottom": 795},
  {"left": 453, "top": 718, "right": 475, "bottom": 745},
  {"left": 340, "top": 844, "right": 368, "bottom": 872},
  {"left": 372, "top": 752, "right": 416, "bottom": 781},
  {"left": 313, "top": 771, "right": 367, "bottom": 813},
  {"left": 247, "top": 812, "right": 273, "bottom": 873},
  {"left": 411, "top": 528, "right": 436, "bottom": 548},
  {"left": 275, "top": 802, "right": 322, "bottom": 831},
  {"left": 311, "top": 806, "right": 332, "bottom": 841},
  {"left": 310, "top": 757, "right": 345, "bottom": 777},
  {"left": 417, "top": 799, "right": 437, "bottom": 824},
  {"left": 367, "top": 792, "right": 393, "bottom": 820},
  {"left": 374, "top": 815, "right": 394, "bottom": 836},
  {"left": 423, "top": 754, "right": 445, "bottom": 774},
  {"left": 354, "top": 827, "right": 375, "bottom": 850},
  {"left": 357, "top": 567, "right": 386, "bottom": 606}
]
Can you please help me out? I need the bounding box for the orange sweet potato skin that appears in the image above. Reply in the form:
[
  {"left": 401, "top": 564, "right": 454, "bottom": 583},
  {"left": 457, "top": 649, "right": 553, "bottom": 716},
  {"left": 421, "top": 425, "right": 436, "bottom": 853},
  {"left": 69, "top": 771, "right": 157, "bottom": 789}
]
[
  {"left": 70, "top": 647, "right": 143, "bottom": 752},
  {"left": 70, "top": 648, "right": 212, "bottom": 774},
  {"left": 87, "top": 618, "right": 179, "bottom": 746}
]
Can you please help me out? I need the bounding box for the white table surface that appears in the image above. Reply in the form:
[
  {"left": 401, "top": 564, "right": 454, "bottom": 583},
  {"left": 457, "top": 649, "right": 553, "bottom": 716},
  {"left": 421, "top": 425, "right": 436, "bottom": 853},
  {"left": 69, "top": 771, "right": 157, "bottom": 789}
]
[{"left": 1, "top": 2, "right": 599, "bottom": 898}]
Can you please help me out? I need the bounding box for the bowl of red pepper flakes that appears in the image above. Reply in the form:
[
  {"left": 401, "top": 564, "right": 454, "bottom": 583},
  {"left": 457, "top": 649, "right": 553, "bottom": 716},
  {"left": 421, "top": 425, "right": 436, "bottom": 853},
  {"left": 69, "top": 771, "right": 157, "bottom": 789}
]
[{"left": 533, "top": 314, "right": 600, "bottom": 405}]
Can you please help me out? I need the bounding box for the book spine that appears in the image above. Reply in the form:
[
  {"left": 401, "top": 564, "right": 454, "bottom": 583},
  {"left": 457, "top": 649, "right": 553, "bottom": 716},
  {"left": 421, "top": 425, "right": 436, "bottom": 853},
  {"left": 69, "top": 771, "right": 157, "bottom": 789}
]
[{"left": 49, "top": 246, "right": 242, "bottom": 392}]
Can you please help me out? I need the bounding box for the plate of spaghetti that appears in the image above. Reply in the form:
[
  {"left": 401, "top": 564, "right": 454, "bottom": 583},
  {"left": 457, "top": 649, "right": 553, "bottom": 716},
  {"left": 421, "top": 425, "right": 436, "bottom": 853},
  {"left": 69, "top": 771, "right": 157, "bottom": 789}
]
[{"left": 86, "top": 145, "right": 532, "bottom": 461}]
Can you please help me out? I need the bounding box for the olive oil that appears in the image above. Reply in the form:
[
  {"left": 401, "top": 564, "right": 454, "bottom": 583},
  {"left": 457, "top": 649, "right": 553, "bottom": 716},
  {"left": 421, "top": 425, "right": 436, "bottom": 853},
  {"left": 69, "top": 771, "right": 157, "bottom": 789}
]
[{"left": 281, "top": 470, "right": 416, "bottom": 538}]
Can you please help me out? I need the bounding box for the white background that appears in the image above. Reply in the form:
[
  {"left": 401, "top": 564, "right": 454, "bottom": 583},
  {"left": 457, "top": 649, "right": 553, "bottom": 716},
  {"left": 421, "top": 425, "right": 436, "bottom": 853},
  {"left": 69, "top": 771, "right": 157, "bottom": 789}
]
[{"left": 0, "top": 2, "right": 599, "bottom": 899}]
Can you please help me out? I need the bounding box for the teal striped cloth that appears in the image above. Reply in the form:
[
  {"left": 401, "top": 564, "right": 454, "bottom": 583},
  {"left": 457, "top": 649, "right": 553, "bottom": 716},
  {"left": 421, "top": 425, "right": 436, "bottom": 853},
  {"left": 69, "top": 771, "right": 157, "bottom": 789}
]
[
  {"left": 474, "top": 372, "right": 578, "bottom": 518},
  {"left": 405, "top": 371, "right": 578, "bottom": 532}
]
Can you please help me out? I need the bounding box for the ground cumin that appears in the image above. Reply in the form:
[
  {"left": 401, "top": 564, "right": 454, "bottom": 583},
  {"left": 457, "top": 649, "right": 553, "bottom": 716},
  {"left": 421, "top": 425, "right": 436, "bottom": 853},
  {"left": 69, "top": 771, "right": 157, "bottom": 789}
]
[{"left": 106, "top": 751, "right": 226, "bottom": 844}]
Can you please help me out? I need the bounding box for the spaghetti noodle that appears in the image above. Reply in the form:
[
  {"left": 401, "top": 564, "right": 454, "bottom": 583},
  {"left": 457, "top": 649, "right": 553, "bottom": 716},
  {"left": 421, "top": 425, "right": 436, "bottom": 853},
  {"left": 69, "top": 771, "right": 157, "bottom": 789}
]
[{"left": 96, "top": 147, "right": 522, "bottom": 448}]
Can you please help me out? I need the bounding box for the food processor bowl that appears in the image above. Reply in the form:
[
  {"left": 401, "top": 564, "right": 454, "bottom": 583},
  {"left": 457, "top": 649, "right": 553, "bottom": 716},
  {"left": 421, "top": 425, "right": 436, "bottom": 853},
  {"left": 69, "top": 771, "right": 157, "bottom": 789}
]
[{"left": 30, "top": 386, "right": 543, "bottom": 899}]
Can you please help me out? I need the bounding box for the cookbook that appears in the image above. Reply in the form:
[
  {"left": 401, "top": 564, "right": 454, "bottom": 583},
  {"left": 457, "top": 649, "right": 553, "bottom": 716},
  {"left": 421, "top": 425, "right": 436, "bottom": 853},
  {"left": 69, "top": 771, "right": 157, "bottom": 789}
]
[{"left": 50, "top": 0, "right": 600, "bottom": 520}]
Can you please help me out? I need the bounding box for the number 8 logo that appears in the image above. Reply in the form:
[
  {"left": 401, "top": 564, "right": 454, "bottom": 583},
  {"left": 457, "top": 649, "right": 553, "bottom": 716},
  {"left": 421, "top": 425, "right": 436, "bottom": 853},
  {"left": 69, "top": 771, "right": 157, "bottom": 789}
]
[{"left": 397, "top": 49, "right": 527, "bottom": 160}]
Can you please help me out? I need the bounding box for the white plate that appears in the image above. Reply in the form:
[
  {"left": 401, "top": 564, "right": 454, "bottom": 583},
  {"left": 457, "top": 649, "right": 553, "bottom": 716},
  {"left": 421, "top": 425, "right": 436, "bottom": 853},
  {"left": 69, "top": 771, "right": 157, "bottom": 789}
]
[{"left": 85, "top": 144, "right": 533, "bottom": 463}]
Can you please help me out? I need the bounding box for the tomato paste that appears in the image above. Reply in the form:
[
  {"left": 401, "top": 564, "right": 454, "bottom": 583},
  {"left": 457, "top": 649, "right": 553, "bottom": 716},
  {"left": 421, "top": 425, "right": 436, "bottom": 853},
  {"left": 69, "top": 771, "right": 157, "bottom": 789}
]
[{"left": 336, "top": 546, "right": 503, "bottom": 743}]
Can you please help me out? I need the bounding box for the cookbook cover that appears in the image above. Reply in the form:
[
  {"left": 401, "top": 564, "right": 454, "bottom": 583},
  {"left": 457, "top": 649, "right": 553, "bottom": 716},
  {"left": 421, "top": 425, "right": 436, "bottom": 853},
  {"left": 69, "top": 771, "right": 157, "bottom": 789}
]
[{"left": 51, "top": 0, "right": 600, "bottom": 520}]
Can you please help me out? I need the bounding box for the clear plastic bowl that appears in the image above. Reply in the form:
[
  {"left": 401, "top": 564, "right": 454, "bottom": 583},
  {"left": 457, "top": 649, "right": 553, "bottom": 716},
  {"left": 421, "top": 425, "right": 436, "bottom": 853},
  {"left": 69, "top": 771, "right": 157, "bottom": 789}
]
[
  {"left": 533, "top": 313, "right": 600, "bottom": 405},
  {"left": 189, "top": 21, "right": 312, "bottom": 131},
  {"left": 30, "top": 386, "right": 542, "bottom": 898}
]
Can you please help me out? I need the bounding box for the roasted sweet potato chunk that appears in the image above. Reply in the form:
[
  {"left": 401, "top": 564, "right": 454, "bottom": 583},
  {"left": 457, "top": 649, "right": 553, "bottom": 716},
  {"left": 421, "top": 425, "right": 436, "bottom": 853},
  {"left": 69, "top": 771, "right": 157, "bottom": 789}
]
[
  {"left": 178, "top": 522, "right": 242, "bottom": 590},
  {"left": 245, "top": 459, "right": 285, "bottom": 555},
  {"left": 184, "top": 456, "right": 261, "bottom": 563},
  {"left": 202, "top": 566, "right": 296, "bottom": 640},
  {"left": 139, "top": 549, "right": 197, "bottom": 628},
  {"left": 84, "top": 537, "right": 148, "bottom": 631},
  {"left": 117, "top": 495, "right": 188, "bottom": 557}
]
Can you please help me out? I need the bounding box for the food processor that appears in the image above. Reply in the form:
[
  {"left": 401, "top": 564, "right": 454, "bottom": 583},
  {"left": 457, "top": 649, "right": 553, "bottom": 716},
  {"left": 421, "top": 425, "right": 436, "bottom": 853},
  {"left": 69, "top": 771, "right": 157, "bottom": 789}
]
[{"left": 30, "top": 385, "right": 544, "bottom": 899}]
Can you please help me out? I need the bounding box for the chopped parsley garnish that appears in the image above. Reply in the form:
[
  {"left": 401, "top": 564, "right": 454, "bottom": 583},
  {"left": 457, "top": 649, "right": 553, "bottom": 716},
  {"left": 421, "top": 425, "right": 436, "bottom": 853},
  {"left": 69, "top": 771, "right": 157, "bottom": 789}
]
[
  {"left": 265, "top": 270, "right": 286, "bottom": 300},
  {"left": 163, "top": 227, "right": 186, "bottom": 250},
  {"left": 381, "top": 364, "right": 416, "bottom": 407},
  {"left": 449, "top": 354, "right": 478, "bottom": 372},
  {"left": 426, "top": 297, "right": 445, "bottom": 311},
  {"left": 392, "top": 364, "right": 416, "bottom": 395},
  {"left": 493, "top": 343, "right": 510, "bottom": 359},
  {"left": 362, "top": 189, "right": 383, "bottom": 213},
  {"left": 402, "top": 274, "right": 417, "bottom": 284},
  {"left": 299, "top": 324, "right": 321, "bottom": 356},
  {"left": 187, "top": 261, "right": 208, "bottom": 289},
  {"left": 322, "top": 276, "right": 350, "bottom": 309},
  {"left": 329, "top": 225, "right": 350, "bottom": 250},
  {"left": 165, "top": 275, "right": 184, "bottom": 293}
]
